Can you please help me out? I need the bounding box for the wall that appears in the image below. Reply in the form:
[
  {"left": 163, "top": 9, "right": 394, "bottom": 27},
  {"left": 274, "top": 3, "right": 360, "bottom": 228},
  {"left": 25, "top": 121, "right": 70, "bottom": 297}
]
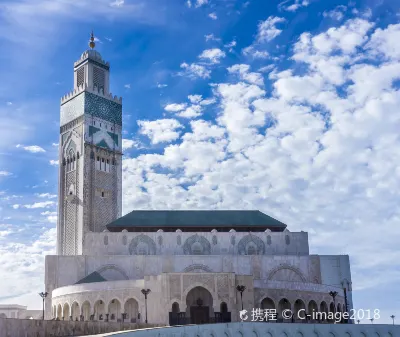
[
  {"left": 83, "top": 231, "right": 309, "bottom": 256},
  {"left": 0, "top": 317, "right": 160, "bottom": 337},
  {"left": 88, "top": 322, "right": 399, "bottom": 337}
]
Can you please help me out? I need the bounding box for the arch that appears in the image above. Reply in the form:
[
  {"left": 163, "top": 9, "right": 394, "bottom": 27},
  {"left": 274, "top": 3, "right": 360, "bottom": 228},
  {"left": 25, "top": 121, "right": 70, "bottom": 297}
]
[
  {"left": 183, "top": 264, "right": 213, "bottom": 273},
  {"left": 81, "top": 301, "right": 90, "bottom": 321},
  {"left": 320, "top": 301, "right": 328, "bottom": 322},
  {"left": 172, "top": 302, "right": 180, "bottom": 313},
  {"left": 129, "top": 234, "right": 157, "bottom": 255},
  {"left": 0, "top": 313, "right": 6, "bottom": 318},
  {"left": 337, "top": 303, "right": 342, "bottom": 312},
  {"left": 261, "top": 297, "right": 275, "bottom": 310},
  {"left": 268, "top": 265, "right": 307, "bottom": 282},
  {"left": 329, "top": 302, "right": 335, "bottom": 313},
  {"left": 108, "top": 298, "right": 122, "bottom": 321},
  {"left": 185, "top": 286, "right": 214, "bottom": 324},
  {"left": 308, "top": 300, "right": 318, "bottom": 321},
  {"left": 96, "top": 264, "right": 129, "bottom": 281},
  {"left": 220, "top": 302, "right": 228, "bottom": 313},
  {"left": 63, "top": 303, "right": 70, "bottom": 320},
  {"left": 278, "top": 298, "right": 291, "bottom": 321},
  {"left": 294, "top": 299, "right": 306, "bottom": 321},
  {"left": 93, "top": 299, "right": 105, "bottom": 321},
  {"left": 237, "top": 234, "right": 265, "bottom": 255},
  {"left": 71, "top": 301, "right": 80, "bottom": 321},
  {"left": 183, "top": 234, "right": 211, "bottom": 255},
  {"left": 57, "top": 304, "right": 62, "bottom": 319},
  {"left": 124, "top": 298, "right": 139, "bottom": 322}
]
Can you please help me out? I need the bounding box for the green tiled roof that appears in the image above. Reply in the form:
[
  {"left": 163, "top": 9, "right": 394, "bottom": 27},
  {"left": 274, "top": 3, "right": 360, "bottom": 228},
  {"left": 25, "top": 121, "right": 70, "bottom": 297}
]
[
  {"left": 106, "top": 210, "right": 286, "bottom": 232},
  {"left": 75, "top": 271, "right": 107, "bottom": 284}
]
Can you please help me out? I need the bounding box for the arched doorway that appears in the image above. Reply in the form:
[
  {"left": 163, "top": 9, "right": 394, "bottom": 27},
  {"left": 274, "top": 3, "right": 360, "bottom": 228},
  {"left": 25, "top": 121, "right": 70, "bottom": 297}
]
[
  {"left": 57, "top": 304, "right": 62, "bottom": 320},
  {"left": 186, "top": 286, "right": 213, "bottom": 324},
  {"left": 294, "top": 299, "right": 306, "bottom": 322},
  {"left": 81, "top": 301, "right": 91, "bottom": 321},
  {"left": 124, "top": 298, "right": 139, "bottom": 323},
  {"left": 308, "top": 300, "right": 318, "bottom": 322},
  {"left": 320, "top": 301, "right": 328, "bottom": 322},
  {"left": 278, "top": 298, "right": 291, "bottom": 322},
  {"left": 94, "top": 300, "right": 105, "bottom": 321},
  {"left": 108, "top": 299, "right": 121, "bottom": 321},
  {"left": 71, "top": 302, "right": 80, "bottom": 321},
  {"left": 261, "top": 298, "right": 275, "bottom": 321},
  {"left": 63, "top": 303, "right": 70, "bottom": 320}
]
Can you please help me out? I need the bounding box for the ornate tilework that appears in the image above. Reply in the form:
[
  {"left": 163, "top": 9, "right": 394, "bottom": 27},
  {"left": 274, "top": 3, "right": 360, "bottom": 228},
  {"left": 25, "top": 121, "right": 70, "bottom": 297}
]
[
  {"left": 182, "top": 234, "right": 211, "bottom": 255},
  {"left": 129, "top": 234, "right": 157, "bottom": 255},
  {"left": 237, "top": 234, "right": 265, "bottom": 255},
  {"left": 84, "top": 92, "right": 122, "bottom": 125}
]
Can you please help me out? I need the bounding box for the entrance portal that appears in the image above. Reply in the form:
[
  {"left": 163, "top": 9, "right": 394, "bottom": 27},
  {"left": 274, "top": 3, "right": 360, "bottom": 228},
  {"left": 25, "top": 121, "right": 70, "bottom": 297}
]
[{"left": 186, "top": 286, "right": 213, "bottom": 324}]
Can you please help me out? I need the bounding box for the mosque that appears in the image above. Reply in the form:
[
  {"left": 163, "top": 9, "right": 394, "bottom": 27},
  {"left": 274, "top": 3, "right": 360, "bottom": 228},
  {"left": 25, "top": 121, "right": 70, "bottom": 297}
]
[{"left": 44, "top": 33, "right": 353, "bottom": 325}]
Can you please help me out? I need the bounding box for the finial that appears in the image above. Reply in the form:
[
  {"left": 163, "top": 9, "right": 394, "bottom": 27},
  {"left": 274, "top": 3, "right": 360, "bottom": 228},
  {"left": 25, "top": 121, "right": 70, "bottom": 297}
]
[{"left": 89, "top": 30, "right": 95, "bottom": 49}]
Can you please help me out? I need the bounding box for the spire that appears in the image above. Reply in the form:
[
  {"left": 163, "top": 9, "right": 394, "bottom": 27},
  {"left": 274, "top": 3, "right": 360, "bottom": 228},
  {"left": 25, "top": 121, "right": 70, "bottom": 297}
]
[{"left": 89, "top": 30, "right": 95, "bottom": 49}]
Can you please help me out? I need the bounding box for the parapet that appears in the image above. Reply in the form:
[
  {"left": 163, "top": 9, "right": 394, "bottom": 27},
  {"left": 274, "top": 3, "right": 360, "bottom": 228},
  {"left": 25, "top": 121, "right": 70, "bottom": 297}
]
[
  {"left": 74, "top": 50, "right": 110, "bottom": 68},
  {"left": 61, "top": 84, "right": 122, "bottom": 105}
]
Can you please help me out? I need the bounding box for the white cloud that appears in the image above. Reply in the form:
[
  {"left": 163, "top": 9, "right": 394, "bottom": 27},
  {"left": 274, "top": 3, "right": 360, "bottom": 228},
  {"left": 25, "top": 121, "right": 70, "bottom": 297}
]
[
  {"left": 51, "top": 143, "right": 58, "bottom": 147},
  {"left": 35, "top": 193, "right": 57, "bottom": 199},
  {"left": 164, "top": 103, "right": 187, "bottom": 112},
  {"left": 46, "top": 215, "right": 57, "bottom": 224},
  {"left": 199, "top": 48, "right": 226, "bottom": 64},
  {"left": 124, "top": 84, "right": 131, "bottom": 89},
  {"left": 257, "top": 16, "right": 286, "bottom": 42},
  {"left": 12, "top": 204, "right": 20, "bottom": 209},
  {"left": 205, "top": 34, "right": 221, "bottom": 42},
  {"left": 200, "top": 97, "right": 216, "bottom": 106},
  {"left": 157, "top": 83, "right": 168, "bottom": 88},
  {"left": 0, "top": 171, "right": 12, "bottom": 176},
  {"left": 279, "top": 0, "right": 309, "bottom": 12},
  {"left": 177, "top": 105, "right": 203, "bottom": 118},
  {"left": 138, "top": 119, "right": 183, "bottom": 144},
  {"left": 24, "top": 201, "right": 55, "bottom": 209},
  {"left": 228, "top": 64, "right": 264, "bottom": 86},
  {"left": 49, "top": 160, "right": 59, "bottom": 166},
  {"left": 224, "top": 40, "right": 237, "bottom": 52},
  {"left": 188, "top": 95, "right": 203, "bottom": 104},
  {"left": 179, "top": 62, "right": 211, "bottom": 79},
  {"left": 40, "top": 211, "right": 56, "bottom": 216},
  {"left": 16, "top": 144, "right": 46, "bottom": 153},
  {"left": 122, "top": 139, "right": 140, "bottom": 151},
  {"left": 366, "top": 23, "right": 400, "bottom": 61},
  {"left": 110, "top": 0, "right": 124, "bottom": 7},
  {"left": 196, "top": 0, "right": 208, "bottom": 7},
  {"left": 323, "top": 5, "right": 347, "bottom": 21},
  {"left": 242, "top": 46, "right": 269, "bottom": 59},
  {"left": 208, "top": 12, "right": 217, "bottom": 20}
]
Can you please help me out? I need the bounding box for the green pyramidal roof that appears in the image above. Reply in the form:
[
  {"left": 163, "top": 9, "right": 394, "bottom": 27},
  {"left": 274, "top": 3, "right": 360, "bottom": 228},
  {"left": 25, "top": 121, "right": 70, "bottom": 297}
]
[
  {"left": 75, "top": 271, "right": 107, "bottom": 284},
  {"left": 106, "top": 210, "right": 286, "bottom": 232}
]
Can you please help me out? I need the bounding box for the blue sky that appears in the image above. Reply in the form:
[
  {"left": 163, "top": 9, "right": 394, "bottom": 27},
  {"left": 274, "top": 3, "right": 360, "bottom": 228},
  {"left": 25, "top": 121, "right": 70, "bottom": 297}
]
[{"left": 0, "top": 0, "right": 399, "bottom": 324}]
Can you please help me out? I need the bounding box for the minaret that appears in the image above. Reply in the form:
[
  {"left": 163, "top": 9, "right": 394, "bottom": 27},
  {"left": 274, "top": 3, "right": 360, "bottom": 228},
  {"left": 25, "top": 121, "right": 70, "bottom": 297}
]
[{"left": 57, "top": 32, "right": 123, "bottom": 255}]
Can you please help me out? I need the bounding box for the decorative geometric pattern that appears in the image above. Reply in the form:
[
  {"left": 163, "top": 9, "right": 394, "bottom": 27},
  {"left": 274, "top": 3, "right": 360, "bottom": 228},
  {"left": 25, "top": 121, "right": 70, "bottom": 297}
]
[
  {"left": 267, "top": 265, "right": 307, "bottom": 282},
  {"left": 183, "top": 264, "right": 213, "bottom": 273},
  {"left": 182, "top": 234, "right": 211, "bottom": 255},
  {"left": 84, "top": 92, "right": 122, "bottom": 125},
  {"left": 237, "top": 234, "right": 265, "bottom": 255},
  {"left": 129, "top": 235, "right": 157, "bottom": 255},
  {"left": 183, "top": 274, "right": 214, "bottom": 294}
]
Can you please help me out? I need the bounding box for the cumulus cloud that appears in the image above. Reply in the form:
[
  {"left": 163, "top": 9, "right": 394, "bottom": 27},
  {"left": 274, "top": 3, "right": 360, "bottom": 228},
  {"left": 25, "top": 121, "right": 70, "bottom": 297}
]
[
  {"left": 242, "top": 46, "right": 269, "bottom": 59},
  {"left": 257, "top": 16, "right": 286, "bottom": 42},
  {"left": 16, "top": 144, "right": 46, "bottom": 153},
  {"left": 164, "top": 103, "right": 187, "bottom": 112},
  {"left": 228, "top": 64, "right": 264, "bottom": 86},
  {"left": 208, "top": 12, "right": 217, "bottom": 20},
  {"left": 199, "top": 48, "right": 226, "bottom": 64},
  {"left": 49, "top": 160, "right": 59, "bottom": 166},
  {"left": 122, "top": 139, "right": 140, "bottom": 151},
  {"left": 323, "top": 5, "right": 347, "bottom": 21},
  {"left": 0, "top": 171, "right": 12, "bottom": 176},
  {"left": 120, "top": 21, "right": 400, "bottom": 309},
  {"left": 179, "top": 62, "right": 211, "bottom": 79},
  {"left": 138, "top": 119, "right": 183, "bottom": 144}
]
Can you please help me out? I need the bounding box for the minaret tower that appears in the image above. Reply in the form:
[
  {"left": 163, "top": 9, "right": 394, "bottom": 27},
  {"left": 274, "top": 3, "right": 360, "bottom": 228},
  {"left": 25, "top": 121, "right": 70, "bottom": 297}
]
[{"left": 57, "top": 32, "right": 122, "bottom": 255}]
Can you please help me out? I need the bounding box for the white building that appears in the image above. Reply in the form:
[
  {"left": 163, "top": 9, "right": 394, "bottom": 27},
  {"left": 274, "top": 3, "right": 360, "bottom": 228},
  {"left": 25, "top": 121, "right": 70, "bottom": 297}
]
[
  {"left": 0, "top": 304, "right": 41, "bottom": 320},
  {"left": 44, "top": 34, "right": 353, "bottom": 326}
]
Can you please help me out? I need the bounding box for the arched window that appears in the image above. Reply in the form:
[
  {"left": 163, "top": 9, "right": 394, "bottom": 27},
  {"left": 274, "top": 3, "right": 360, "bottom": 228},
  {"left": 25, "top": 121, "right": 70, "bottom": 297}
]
[{"left": 220, "top": 302, "right": 228, "bottom": 313}]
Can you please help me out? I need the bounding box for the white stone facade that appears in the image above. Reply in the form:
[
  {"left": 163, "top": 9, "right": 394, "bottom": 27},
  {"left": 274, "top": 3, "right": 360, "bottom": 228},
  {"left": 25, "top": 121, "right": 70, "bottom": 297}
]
[{"left": 0, "top": 304, "right": 41, "bottom": 320}]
